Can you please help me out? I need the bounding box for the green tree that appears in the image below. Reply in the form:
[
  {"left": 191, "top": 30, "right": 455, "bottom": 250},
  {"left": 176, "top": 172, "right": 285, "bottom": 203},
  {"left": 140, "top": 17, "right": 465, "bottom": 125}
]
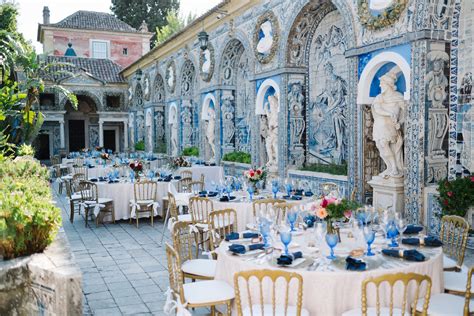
[
  {"left": 110, "top": 0, "right": 179, "bottom": 34},
  {"left": 155, "top": 10, "right": 196, "bottom": 45}
]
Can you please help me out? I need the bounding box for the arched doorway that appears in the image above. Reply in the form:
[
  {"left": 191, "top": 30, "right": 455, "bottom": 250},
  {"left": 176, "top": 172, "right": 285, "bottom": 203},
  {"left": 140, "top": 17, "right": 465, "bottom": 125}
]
[{"left": 65, "top": 94, "right": 98, "bottom": 152}]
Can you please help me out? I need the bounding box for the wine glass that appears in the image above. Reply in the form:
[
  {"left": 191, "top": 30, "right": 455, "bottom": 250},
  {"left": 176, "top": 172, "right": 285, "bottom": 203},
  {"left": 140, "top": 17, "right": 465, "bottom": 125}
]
[
  {"left": 280, "top": 228, "right": 292, "bottom": 255},
  {"left": 396, "top": 218, "right": 407, "bottom": 240},
  {"left": 284, "top": 178, "right": 292, "bottom": 197},
  {"left": 259, "top": 218, "right": 271, "bottom": 248},
  {"left": 364, "top": 226, "right": 376, "bottom": 256},
  {"left": 325, "top": 233, "right": 338, "bottom": 260},
  {"left": 272, "top": 180, "right": 279, "bottom": 199},
  {"left": 314, "top": 221, "right": 327, "bottom": 247},
  {"left": 247, "top": 185, "right": 254, "bottom": 201},
  {"left": 226, "top": 184, "right": 232, "bottom": 199},
  {"left": 387, "top": 222, "right": 399, "bottom": 247},
  {"left": 286, "top": 209, "right": 298, "bottom": 232}
]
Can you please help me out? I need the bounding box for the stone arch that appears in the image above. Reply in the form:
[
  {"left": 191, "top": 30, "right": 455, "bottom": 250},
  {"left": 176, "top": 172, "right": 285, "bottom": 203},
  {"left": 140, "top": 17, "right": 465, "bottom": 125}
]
[
  {"left": 255, "top": 79, "right": 280, "bottom": 115},
  {"left": 179, "top": 59, "right": 196, "bottom": 98},
  {"left": 218, "top": 39, "right": 246, "bottom": 85},
  {"left": 201, "top": 93, "right": 216, "bottom": 121},
  {"left": 134, "top": 83, "right": 144, "bottom": 107},
  {"left": 216, "top": 29, "right": 255, "bottom": 80},
  {"left": 357, "top": 51, "right": 411, "bottom": 104},
  {"left": 60, "top": 90, "right": 102, "bottom": 111},
  {"left": 153, "top": 72, "right": 166, "bottom": 103}
]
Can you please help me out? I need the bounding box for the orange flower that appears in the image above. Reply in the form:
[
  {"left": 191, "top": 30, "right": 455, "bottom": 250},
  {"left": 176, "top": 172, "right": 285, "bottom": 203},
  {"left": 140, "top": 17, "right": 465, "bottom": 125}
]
[{"left": 316, "top": 208, "right": 328, "bottom": 219}]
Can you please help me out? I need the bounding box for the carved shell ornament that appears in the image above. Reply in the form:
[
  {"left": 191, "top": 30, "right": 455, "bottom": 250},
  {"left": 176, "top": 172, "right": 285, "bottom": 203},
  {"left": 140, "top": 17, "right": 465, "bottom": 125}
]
[
  {"left": 166, "top": 61, "right": 176, "bottom": 94},
  {"left": 358, "top": 0, "right": 407, "bottom": 30},
  {"left": 200, "top": 43, "right": 215, "bottom": 82},
  {"left": 254, "top": 11, "right": 280, "bottom": 64}
]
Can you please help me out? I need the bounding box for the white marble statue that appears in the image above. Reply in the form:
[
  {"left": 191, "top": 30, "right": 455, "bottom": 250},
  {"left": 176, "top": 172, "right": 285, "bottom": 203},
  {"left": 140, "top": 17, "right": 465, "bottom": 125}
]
[
  {"left": 206, "top": 107, "right": 216, "bottom": 159},
  {"left": 167, "top": 66, "right": 174, "bottom": 89},
  {"left": 369, "top": 0, "right": 394, "bottom": 11},
  {"left": 371, "top": 70, "right": 406, "bottom": 179},
  {"left": 461, "top": 105, "right": 474, "bottom": 172},
  {"left": 257, "top": 20, "right": 273, "bottom": 55},
  {"left": 144, "top": 77, "right": 150, "bottom": 100},
  {"left": 169, "top": 108, "right": 178, "bottom": 156},
  {"left": 426, "top": 51, "right": 449, "bottom": 108},
  {"left": 128, "top": 86, "right": 133, "bottom": 101},
  {"left": 202, "top": 49, "right": 211, "bottom": 74},
  {"left": 264, "top": 95, "right": 279, "bottom": 171}
]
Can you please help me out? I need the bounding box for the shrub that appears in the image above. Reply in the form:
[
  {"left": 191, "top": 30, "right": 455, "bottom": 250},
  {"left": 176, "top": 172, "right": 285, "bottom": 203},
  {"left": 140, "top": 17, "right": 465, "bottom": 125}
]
[
  {"left": 222, "top": 151, "right": 251, "bottom": 164},
  {"left": 0, "top": 155, "right": 61, "bottom": 259},
  {"left": 437, "top": 176, "right": 474, "bottom": 217},
  {"left": 135, "top": 140, "right": 145, "bottom": 151},
  {"left": 299, "top": 163, "right": 347, "bottom": 176},
  {"left": 154, "top": 142, "right": 167, "bottom": 154},
  {"left": 182, "top": 146, "right": 199, "bottom": 157},
  {"left": 16, "top": 143, "right": 35, "bottom": 157}
]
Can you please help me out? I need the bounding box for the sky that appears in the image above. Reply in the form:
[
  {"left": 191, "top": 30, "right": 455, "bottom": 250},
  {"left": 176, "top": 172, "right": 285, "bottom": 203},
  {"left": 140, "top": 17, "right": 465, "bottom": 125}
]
[{"left": 15, "top": 0, "right": 221, "bottom": 51}]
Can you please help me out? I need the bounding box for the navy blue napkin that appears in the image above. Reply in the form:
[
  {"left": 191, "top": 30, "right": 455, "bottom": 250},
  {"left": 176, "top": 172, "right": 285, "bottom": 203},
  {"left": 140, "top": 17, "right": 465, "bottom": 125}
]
[
  {"left": 228, "top": 243, "right": 265, "bottom": 254},
  {"left": 219, "top": 196, "right": 236, "bottom": 202},
  {"left": 404, "top": 225, "right": 424, "bottom": 235},
  {"left": 294, "top": 189, "right": 304, "bottom": 196},
  {"left": 277, "top": 251, "right": 303, "bottom": 266},
  {"left": 382, "top": 249, "right": 425, "bottom": 262},
  {"left": 225, "top": 232, "right": 259, "bottom": 241},
  {"left": 88, "top": 165, "right": 95, "bottom": 169},
  {"left": 304, "top": 191, "right": 314, "bottom": 197},
  {"left": 173, "top": 176, "right": 181, "bottom": 180},
  {"left": 90, "top": 178, "right": 98, "bottom": 182},
  {"left": 402, "top": 236, "right": 442, "bottom": 247},
  {"left": 304, "top": 215, "right": 317, "bottom": 228},
  {"left": 346, "top": 257, "right": 367, "bottom": 271},
  {"left": 283, "top": 195, "right": 302, "bottom": 200}
]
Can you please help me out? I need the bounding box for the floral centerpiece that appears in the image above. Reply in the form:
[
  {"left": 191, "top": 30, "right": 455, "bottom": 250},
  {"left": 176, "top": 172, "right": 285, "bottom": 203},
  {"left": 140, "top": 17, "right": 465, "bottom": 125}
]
[
  {"left": 172, "top": 156, "right": 191, "bottom": 169},
  {"left": 312, "top": 197, "right": 360, "bottom": 233},
  {"left": 100, "top": 153, "right": 109, "bottom": 166},
  {"left": 129, "top": 161, "right": 143, "bottom": 180},
  {"left": 437, "top": 176, "right": 474, "bottom": 217},
  {"left": 244, "top": 167, "right": 266, "bottom": 193}
]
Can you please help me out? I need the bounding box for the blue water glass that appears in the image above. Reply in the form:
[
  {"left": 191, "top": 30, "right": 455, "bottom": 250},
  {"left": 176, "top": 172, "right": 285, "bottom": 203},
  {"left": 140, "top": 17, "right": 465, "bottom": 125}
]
[
  {"left": 364, "top": 228, "right": 376, "bottom": 256},
  {"left": 148, "top": 170, "right": 154, "bottom": 180},
  {"left": 247, "top": 186, "right": 254, "bottom": 201},
  {"left": 226, "top": 185, "right": 232, "bottom": 199},
  {"left": 325, "top": 233, "right": 338, "bottom": 260},
  {"left": 387, "top": 223, "right": 399, "bottom": 247},
  {"left": 280, "top": 230, "right": 292, "bottom": 255},
  {"left": 259, "top": 219, "right": 271, "bottom": 248},
  {"left": 287, "top": 210, "right": 298, "bottom": 232},
  {"left": 285, "top": 183, "right": 292, "bottom": 197},
  {"left": 272, "top": 181, "right": 279, "bottom": 199},
  {"left": 129, "top": 171, "right": 135, "bottom": 183}
]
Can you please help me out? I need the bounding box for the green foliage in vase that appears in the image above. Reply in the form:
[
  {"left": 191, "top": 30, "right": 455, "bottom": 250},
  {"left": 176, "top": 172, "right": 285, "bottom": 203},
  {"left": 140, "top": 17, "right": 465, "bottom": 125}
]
[
  {"left": 182, "top": 146, "right": 199, "bottom": 157},
  {"left": 299, "top": 163, "right": 347, "bottom": 176},
  {"left": 17, "top": 143, "right": 34, "bottom": 156},
  {"left": 437, "top": 176, "right": 474, "bottom": 217},
  {"left": 134, "top": 140, "right": 145, "bottom": 151},
  {"left": 0, "top": 155, "right": 61, "bottom": 259},
  {"left": 222, "top": 151, "right": 251, "bottom": 164}
]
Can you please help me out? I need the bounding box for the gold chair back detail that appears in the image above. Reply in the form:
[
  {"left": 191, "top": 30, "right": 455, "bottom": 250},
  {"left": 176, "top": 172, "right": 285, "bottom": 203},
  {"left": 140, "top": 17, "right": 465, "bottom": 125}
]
[
  {"left": 180, "top": 170, "right": 192, "bottom": 178},
  {"left": 171, "top": 220, "right": 197, "bottom": 263},
  {"left": 165, "top": 243, "right": 185, "bottom": 305},
  {"left": 209, "top": 208, "right": 237, "bottom": 245},
  {"left": 178, "top": 177, "right": 193, "bottom": 193},
  {"left": 252, "top": 199, "right": 285, "bottom": 222},
  {"left": 189, "top": 197, "right": 214, "bottom": 225},
  {"left": 440, "top": 215, "right": 469, "bottom": 268}
]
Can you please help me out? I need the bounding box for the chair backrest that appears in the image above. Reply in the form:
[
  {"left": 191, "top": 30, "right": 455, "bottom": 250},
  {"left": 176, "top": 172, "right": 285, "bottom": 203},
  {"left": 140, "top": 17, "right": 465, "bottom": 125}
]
[
  {"left": 200, "top": 173, "right": 205, "bottom": 183},
  {"left": 78, "top": 181, "right": 98, "bottom": 203},
  {"left": 189, "top": 197, "right": 214, "bottom": 225},
  {"left": 440, "top": 215, "right": 469, "bottom": 267},
  {"left": 178, "top": 177, "right": 193, "bottom": 193},
  {"left": 74, "top": 158, "right": 84, "bottom": 167},
  {"left": 209, "top": 208, "right": 238, "bottom": 244},
  {"left": 171, "top": 221, "right": 197, "bottom": 262},
  {"left": 133, "top": 180, "right": 157, "bottom": 201},
  {"left": 168, "top": 192, "right": 179, "bottom": 221},
  {"left": 180, "top": 170, "right": 192, "bottom": 178},
  {"left": 252, "top": 199, "right": 286, "bottom": 221},
  {"left": 73, "top": 166, "right": 88, "bottom": 178},
  {"left": 53, "top": 164, "right": 62, "bottom": 178},
  {"left": 234, "top": 269, "right": 304, "bottom": 316},
  {"left": 165, "top": 243, "right": 185, "bottom": 305},
  {"left": 361, "top": 272, "right": 432, "bottom": 316},
  {"left": 50, "top": 155, "right": 60, "bottom": 165},
  {"left": 273, "top": 202, "right": 299, "bottom": 226},
  {"left": 188, "top": 181, "right": 204, "bottom": 193},
  {"left": 319, "top": 182, "right": 340, "bottom": 197}
]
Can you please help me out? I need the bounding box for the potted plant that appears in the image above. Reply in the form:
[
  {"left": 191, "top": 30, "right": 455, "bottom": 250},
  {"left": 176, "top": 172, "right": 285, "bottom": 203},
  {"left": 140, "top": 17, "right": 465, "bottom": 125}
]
[
  {"left": 437, "top": 176, "right": 474, "bottom": 223},
  {"left": 222, "top": 151, "right": 251, "bottom": 164},
  {"left": 182, "top": 146, "right": 199, "bottom": 157},
  {"left": 135, "top": 140, "right": 145, "bottom": 152}
]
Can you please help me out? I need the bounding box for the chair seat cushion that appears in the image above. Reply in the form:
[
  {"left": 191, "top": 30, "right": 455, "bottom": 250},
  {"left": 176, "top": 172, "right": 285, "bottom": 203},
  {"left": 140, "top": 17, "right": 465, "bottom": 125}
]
[
  {"left": 443, "top": 255, "right": 458, "bottom": 269},
  {"left": 70, "top": 193, "right": 81, "bottom": 200},
  {"left": 98, "top": 198, "right": 113, "bottom": 204},
  {"left": 444, "top": 271, "right": 473, "bottom": 293},
  {"left": 183, "top": 280, "right": 234, "bottom": 305},
  {"left": 342, "top": 307, "right": 403, "bottom": 316},
  {"left": 178, "top": 214, "right": 192, "bottom": 222},
  {"left": 415, "top": 293, "right": 474, "bottom": 315},
  {"left": 181, "top": 259, "right": 216, "bottom": 278},
  {"left": 243, "top": 304, "right": 310, "bottom": 316}
]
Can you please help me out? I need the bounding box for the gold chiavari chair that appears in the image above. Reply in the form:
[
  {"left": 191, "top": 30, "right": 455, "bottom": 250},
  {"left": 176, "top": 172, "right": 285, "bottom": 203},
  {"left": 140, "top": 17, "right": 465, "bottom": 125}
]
[
  {"left": 273, "top": 202, "right": 299, "bottom": 226},
  {"left": 342, "top": 272, "right": 432, "bottom": 316},
  {"left": 78, "top": 181, "right": 115, "bottom": 227},
  {"left": 171, "top": 221, "right": 216, "bottom": 280},
  {"left": 440, "top": 215, "right": 469, "bottom": 271},
  {"left": 416, "top": 266, "right": 473, "bottom": 315},
  {"left": 252, "top": 199, "right": 285, "bottom": 224},
  {"left": 73, "top": 166, "right": 88, "bottom": 178},
  {"left": 130, "top": 180, "right": 158, "bottom": 228},
  {"left": 189, "top": 196, "right": 214, "bottom": 253},
  {"left": 178, "top": 177, "right": 193, "bottom": 193},
  {"left": 165, "top": 243, "right": 234, "bottom": 316},
  {"left": 234, "top": 269, "right": 308, "bottom": 316},
  {"left": 180, "top": 170, "right": 192, "bottom": 179},
  {"left": 208, "top": 208, "right": 238, "bottom": 250},
  {"left": 74, "top": 157, "right": 85, "bottom": 167},
  {"left": 200, "top": 173, "right": 205, "bottom": 183},
  {"left": 187, "top": 180, "right": 205, "bottom": 193},
  {"left": 160, "top": 192, "right": 192, "bottom": 245},
  {"left": 319, "top": 182, "right": 340, "bottom": 197}
]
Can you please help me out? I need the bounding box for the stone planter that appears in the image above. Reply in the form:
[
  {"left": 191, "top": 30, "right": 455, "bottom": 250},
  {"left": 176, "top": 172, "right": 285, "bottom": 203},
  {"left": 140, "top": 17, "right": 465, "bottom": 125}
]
[
  {"left": 221, "top": 161, "right": 251, "bottom": 178},
  {"left": 0, "top": 257, "right": 31, "bottom": 316}
]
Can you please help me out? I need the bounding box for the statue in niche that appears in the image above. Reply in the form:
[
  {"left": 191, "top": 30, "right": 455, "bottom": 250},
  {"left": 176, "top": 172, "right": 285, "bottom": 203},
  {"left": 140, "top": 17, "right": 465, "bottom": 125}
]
[
  {"left": 371, "top": 70, "right": 406, "bottom": 179},
  {"left": 169, "top": 108, "right": 178, "bottom": 156},
  {"left": 89, "top": 127, "right": 99, "bottom": 148},
  {"left": 263, "top": 95, "right": 279, "bottom": 171},
  {"left": 206, "top": 107, "right": 216, "bottom": 159},
  {"left": 136, "top": 113, "right": 145, "bottom": 142},
  {"left": 369, "top": 0, "right": 395, "bottom": 11},
  {"left": 461, "top": 105, "right": 474, "bottom": 172},
  {"left": 128, "top": 86, "right": 133, "bottom": 101},
  {"left": 167, "top": 66, "right": 174, "bottom": 90},
  {"left": 155, "top": 112, "right": 165, "bottom": 140},
  {"left": 181, "top": 106, "right": 193, "bottom": 146},
  {"left": 144, "top": 76, "right": 150, "bottom": 100},
  {"left": 222, "top": 97, "right": 235, "bottom": 145},
  {"left": 460, "top": 72, "right": 473, "bottom": 104},
  {"left": 426, "top": 51, "right": 449, "bottom": 108},
  {"left": 288, "top": 83, "right": 305, "bottom": 145},
  {"left": 315, "top": 62, "right": 347, "bottom": 164},
  {"left": 259, "top": 115, "right": 269, "bottom": 165},
  {"left": 202, "top": 49, "right": 211, "bottom": 74}
]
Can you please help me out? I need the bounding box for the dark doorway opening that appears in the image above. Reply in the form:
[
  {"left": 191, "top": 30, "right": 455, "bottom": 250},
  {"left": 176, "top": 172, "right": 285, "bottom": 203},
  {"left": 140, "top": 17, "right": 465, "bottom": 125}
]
[
  {"left": 69, "top": 120, "right": 85, "bottom": 152},
  {"left": 36, "top": 134, "right": 50, "bottom": 160},
  {"left": 104, "top": 130, "right": 116, "bottom": 152}
]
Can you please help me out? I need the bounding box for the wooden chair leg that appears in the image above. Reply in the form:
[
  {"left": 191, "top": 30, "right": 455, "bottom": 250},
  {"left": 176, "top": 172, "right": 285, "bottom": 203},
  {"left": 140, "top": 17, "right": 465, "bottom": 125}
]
[
  {"left": 226, "top": 301, "right": 231, "bottom": 316},
  {"left": 69, "top": 200, "right": 74, "bottom": 223},
  {"left": 151, "top": 210, "right": 154, "bottom": 227},
  {"left": 211, "top": 306, "right": 216, "bottom": 316},
  {"left": 85, "top": 209, "right": 89, "bottom": 227},
  {"left": 136, "top": 213, "right": 139, "bottom": 228}
]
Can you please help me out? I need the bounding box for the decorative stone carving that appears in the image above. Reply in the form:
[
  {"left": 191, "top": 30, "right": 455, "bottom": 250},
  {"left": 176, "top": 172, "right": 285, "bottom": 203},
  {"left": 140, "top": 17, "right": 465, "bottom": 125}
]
[
  {"left": 153, "top": 74, "right": 165, "bottom": 103},
  {"left": 129, "top": 112, "right": 135, "bottom": 147},
  {"left": 128, "top": 86, "right": 133, "bottom": 102},
  {"left": 371, "top": 69, "right": 406, "bottom": 179},
  {"left": 460, "top": 72, "right": 473, "bottom": 104},
  {"left": 143, "top": 74, "right": 151, "bottom": 101},
  {"left": 358, "top": 0, "right": 408, "bottom": 30},
  {"left": 426, "top": 51, "right": 449, "bottom": 108},
  {"left": 88, "top": 125, "right": 99, "bottom": 149},
  {"left": 145, "top": 110, "right": 153, "bottom": 151},
  {"left": 134, "top": 83, "right": 143, "bottom": 108},
  {"left": 263, "top": 95, "right": 279, "bottom": 172},
  {"left": 461, "top": 105, "right": 474, "bottom": 172},
  {"left": 169, "top": 106, "right": 178, "bottom": 156},
  {"left": 154, "top": 110, "right": 165, "bottom": 142},
  {"left": 288, "top": 82, "right": 305, "bottom": 166},
  {"left": 220, "top": 40, "right": 245, "bottom": 85},
  {"left": 205, "top": 106, "right": 216, "bottom": 159},
  {"left": 254, "top": 11, "right": 280, "bottom": 64},
  {"left": 136, "top": 111, "right": 144, "bottom": 142},
  {"left": 180, "top": 60, "right": 195, "bottom": 98},
  {"left": 221, "top": 95, "right": 235, "bottom": 148},
  {"left": 200, "top": 43, "right": 215, "bottom": 82},
  {"left": 165, "top": 61, "right": 176, "bottom": 94},
  {"left": 181, "top": 102, "right": 193, "bottom": 148}
]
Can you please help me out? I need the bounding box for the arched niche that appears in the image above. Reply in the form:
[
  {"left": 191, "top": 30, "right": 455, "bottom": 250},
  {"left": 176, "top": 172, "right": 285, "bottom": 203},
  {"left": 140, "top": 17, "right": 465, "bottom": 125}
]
[
  {"left": 201, "top": 93, "right": 216, "bottom": 121},
  {"left": 153, "top": 73, "right": 166, "bottom": 103},
  {"left": 168, "top": 102, "right": 178, "bottom": 124},
  {"left": 255, "top": 79, "right": 280, "bottom": 115},
  {"left": 357, "top": 51, "right": 411, "bottom": 104}
]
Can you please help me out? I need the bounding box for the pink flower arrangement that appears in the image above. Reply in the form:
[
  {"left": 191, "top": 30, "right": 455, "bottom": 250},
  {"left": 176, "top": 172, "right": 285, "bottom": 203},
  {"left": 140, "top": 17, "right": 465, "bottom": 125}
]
[
  {"left": 129, "top": 161, "right": 143, "bottom": 172},
  {"left": 244, "top": 167, "right": 266, "bottom": 183}
]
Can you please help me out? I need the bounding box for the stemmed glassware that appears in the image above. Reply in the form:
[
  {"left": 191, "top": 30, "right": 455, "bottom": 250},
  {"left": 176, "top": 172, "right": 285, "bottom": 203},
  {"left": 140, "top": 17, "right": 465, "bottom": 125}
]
[
  {"left": 286, "top": 209, "right": 298, "bottom": 232},
  {"left": 325, "top": 233, "right": 338, "bottom": 260},
  {"left": 272, "top": 180, "right": 279, "bottom": 199},
  {"left": 279, "top": 227, "right": 292, "bottom": 256},
  {"left": 314, "top": 221, "right": 327, "bottom": 248},
  {"left": 363, "top": 226, "right": 376, "bottom": 256},
  {"left": 284, "top": 178, "right": 292, "bottom": 197},
  {"left": 247, "top": 185, "right": 254, "bottom": 201},
  {"left": 387, "top": 222, "right": 399, "bottom": 247}
]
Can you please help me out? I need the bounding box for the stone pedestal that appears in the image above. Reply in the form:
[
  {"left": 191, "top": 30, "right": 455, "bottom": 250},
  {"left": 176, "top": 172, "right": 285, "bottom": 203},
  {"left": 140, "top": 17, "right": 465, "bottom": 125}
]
[{"left": 368, "top": 176, "right": 405, "bottom": 214}]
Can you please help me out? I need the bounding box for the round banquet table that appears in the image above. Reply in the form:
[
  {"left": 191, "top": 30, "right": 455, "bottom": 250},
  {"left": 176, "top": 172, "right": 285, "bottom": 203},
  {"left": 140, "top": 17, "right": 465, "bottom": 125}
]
[
  {"left": 214, "top": 231, "right": 443, "bottom": 316},
  {"left": 95, "top": 180, "right": 178, "bottom": 220}
]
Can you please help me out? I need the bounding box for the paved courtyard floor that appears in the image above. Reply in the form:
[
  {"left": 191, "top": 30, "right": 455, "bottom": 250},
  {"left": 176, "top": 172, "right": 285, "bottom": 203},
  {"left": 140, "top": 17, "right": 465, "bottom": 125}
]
[{"left": 53, "top": 184, "right": 474, "bottom": 315}]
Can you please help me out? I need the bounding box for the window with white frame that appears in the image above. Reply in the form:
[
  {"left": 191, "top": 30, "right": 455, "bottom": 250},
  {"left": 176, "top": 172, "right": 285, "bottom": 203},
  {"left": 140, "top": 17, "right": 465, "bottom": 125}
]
[{"left": 91, "top": 40, "right": 109, "bottom": 59}]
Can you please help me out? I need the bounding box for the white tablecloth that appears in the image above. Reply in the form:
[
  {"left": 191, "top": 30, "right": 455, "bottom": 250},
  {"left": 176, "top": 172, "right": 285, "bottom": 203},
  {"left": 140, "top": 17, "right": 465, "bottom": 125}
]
[
  {"left": 95, "top": 180, "right": 178, "bottom": 220},
  {"left": 215, "top": 232, "right": 444, "bottom": 315},
  {"left": 178, "top": 166, "right": 224, "bottom": 190}
]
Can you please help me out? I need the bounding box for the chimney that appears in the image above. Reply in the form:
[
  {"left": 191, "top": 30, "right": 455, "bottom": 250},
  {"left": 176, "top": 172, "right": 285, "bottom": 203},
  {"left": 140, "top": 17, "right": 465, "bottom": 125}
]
[{"left": 43, "top": 6, "right": 50, "bottom": 25}]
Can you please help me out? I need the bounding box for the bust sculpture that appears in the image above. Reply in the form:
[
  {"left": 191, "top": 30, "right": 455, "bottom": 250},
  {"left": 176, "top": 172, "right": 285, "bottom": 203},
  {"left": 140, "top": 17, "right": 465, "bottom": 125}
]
[
  {"left": 202, "top": 49, "right": 211, "bottom": 74},
  {"left": 371, "top": 70, "right": 406, "bottom": 179},
  {"left": 257, "top": 20, "right": 273, "bottom": 55},
  {"left": 206, "top": 107, "right": 216, "bottom": 159},
  {"left": 264, "top": 95, "right": 279, "bottom": 171}
]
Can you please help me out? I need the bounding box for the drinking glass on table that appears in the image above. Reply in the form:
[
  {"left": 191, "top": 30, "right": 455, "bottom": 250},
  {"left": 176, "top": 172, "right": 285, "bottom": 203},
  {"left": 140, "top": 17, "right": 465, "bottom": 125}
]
[
  {"left": 271, "top": 180, "right": 279, "bottom": 199},
  {"left": 247, "top": 185, "right": 254, "bottom": 201},
  {"left": 363, "top": 226, "right": 376, "bottom": 256},
  {"left": 279, "top": 227, "right": 292, "bottom": 256}
]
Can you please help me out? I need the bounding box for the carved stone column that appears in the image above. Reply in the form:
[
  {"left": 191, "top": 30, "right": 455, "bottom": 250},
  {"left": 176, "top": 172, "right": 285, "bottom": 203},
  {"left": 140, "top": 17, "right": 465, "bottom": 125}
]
[
  {"left": 181, "top": 100, "right": 193, "bottom": 149},
  {"left": 221, "top": 91, "right": 235, "bottom": 155},
  {"left": 287, "top": 77, "right": 305, "bottom": 168}
]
